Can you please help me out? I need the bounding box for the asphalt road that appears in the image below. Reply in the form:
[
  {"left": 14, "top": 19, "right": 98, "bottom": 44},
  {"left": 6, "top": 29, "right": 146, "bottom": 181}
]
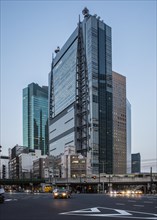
[{"left": 0, "top": 192, "right": 157, "bottom": 220}]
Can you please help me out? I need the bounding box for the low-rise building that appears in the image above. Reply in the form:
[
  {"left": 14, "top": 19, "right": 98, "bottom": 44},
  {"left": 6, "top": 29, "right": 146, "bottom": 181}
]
[
  {"left": 0, "top": 155, "right": 9, "bottom": 179},
  {"left": 19, "top": 149, "right": 45, "bottom": 179},
  {"left": 9, "top": 145, "right": 27, "bottom": 179},
  {"left": 52, "top": 145, "right": 87, "bottom": 179},
  {"left": 33, "top": 156, "right": 53, "bottom": 180}
]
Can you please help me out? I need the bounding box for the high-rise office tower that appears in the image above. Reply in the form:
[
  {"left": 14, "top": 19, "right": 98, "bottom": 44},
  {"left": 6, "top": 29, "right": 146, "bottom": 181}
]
[
  {"left": 131, "top": 153, "right": 141, "bottom": 173},
  {"left": 49, "top": 8, "right": 113, "bottom": 174},
  {"left": 126, "top": 99, "right": 131, "bottom": 173},
  {"left": 23, "top": 83, "right": 48, "bottom": 155},
  {"left": 112, "top": 71, "right": 126, "bottom": 174}
]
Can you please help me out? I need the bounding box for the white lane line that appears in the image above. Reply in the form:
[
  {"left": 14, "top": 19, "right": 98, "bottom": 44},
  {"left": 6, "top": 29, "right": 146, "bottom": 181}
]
[
  {"left": 116, "top": 203, "right": 125, "bottom": 205},
  {"left": 128, "top": 200, "right": 136, "bottom": 203},
  {"left": 133, "top": 205, "right": 144, "bottom": 207},
  {"left": 144, "top": 201, "right": 153, "bottom": 204},
  {"left": 5, "top": 199, "right": 17, "bottom": 202}
]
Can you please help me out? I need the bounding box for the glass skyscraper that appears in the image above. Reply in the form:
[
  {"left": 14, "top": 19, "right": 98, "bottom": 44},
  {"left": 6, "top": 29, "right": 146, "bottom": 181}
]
[
  {"left": 23, "top": 83, "right": 48, "bottom": 155},
  {"left": 49, "top": 8, "right": 113, "bottom": 174}
]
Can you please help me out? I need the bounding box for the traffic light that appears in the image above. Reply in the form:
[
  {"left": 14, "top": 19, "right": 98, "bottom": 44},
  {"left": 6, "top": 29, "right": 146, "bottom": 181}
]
[
  {"left": 2, "top": 165, "right": 6, "bottom": 179},
  {"left": 92, "top": 176, "right": 96, "bottom": 179}
]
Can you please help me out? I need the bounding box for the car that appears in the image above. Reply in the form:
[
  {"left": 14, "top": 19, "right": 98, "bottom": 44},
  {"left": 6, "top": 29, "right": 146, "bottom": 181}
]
[
  {"left": 0, "top": 187, "right": 5, "bottom": 203},
  {"left": 24, "top": 189, "right": 32, "bottom": 193},
  {"left": 134, "top": 190, "right": 143, "bottom": 194},
  {"left": 53, "top": 189, "right": 71, "bottom": 199}
]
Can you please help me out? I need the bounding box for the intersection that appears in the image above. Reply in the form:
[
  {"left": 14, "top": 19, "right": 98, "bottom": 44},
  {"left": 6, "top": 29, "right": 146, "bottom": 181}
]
[{"left": 0, "top": 192, "right": 157, "bottom": 220}]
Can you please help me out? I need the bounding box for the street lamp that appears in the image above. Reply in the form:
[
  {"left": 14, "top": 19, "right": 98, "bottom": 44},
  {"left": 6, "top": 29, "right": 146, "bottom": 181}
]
[
  {"left": 98, "top": 161, "right": 112, "bottom": 193},
  {"left": 0, "top": 146, "right": 2, "bottom": 179},
  {"left": 49, "top": 148, "right": 56, "bottom": 186}
]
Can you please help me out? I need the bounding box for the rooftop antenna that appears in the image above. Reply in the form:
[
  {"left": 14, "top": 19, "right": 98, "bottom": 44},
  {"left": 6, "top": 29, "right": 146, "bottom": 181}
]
[{"left": 82, "top": 7, "right": 89, "bottom": 17}]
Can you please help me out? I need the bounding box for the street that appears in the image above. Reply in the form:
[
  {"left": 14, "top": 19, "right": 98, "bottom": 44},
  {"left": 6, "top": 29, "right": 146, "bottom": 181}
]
[{"left": 0, "top": 192, "right": 157, "bottom": 220}]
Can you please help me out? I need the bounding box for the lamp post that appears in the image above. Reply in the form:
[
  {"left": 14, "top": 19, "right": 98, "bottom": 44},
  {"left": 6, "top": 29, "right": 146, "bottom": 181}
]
[
  {"left": 150, "top": 167, "right": 153, "bottom": 194},
  {"left": 98, "top": 161, "right": 105, "bottom": 193},
  {"left": 78, "top": 155, "right": 84, "bottom": 184},
  {"left": 50, "top": 148, "right": 56, "bottom": 186},
  {"left": 98, "top": 161, "right": 111, "bottom": 193},
  {"left": 0, "top": 146, "right": 2, "bottom": 179}
]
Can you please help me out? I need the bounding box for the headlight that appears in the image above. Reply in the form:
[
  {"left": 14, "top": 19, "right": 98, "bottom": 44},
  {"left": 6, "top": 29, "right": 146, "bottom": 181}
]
[
  {"left": 62, "top": 193, "right": 66, "bottom": 196},
  {"left": 54, "top": 193, "right": 58, "bottom": 196}
]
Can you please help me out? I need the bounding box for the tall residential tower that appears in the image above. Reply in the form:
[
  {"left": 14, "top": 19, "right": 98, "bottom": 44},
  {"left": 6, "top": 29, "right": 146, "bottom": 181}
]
[{"left": 23, "top": 83, "right": 48, "bottom": 155}]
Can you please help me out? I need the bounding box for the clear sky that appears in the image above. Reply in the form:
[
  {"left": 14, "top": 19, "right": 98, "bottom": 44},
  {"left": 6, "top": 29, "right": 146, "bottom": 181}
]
[{"left": 1, "top": 0, "right": 156, "bottom": 172}]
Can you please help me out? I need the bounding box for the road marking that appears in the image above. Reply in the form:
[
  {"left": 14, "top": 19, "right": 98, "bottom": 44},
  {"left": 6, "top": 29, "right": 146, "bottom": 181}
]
[
  {"left": 60, "top": 207, "right": 131, "bottom": 217},
  {"left": 133, "top": 205, "right": 144, "bottom": 207},
  {"left": 5, "top": 199, "right": 17, "bottom": 202},
  {"left": 71, "top": 207, "right": 100, "bottom": 213},
  {"left": 144, "top": 201, "right": 153, "bottom": 204},
  {"left": 60, "top": 207, "right": 157, "bottom": 219},
  {"left": 128, "top": 200, "right": 136, "bottom": 203},
  {"left": 116, "top": 203, "right": 125, "bottom": 205}
]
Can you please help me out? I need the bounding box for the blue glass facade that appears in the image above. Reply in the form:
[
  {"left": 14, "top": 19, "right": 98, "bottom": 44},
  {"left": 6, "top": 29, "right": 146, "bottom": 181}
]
[
  {"left": 53, "top": 39, "right": 77, "bottom": 116},
  {"left": 23, "top": 83, "right": 48, "bottom": 155}
]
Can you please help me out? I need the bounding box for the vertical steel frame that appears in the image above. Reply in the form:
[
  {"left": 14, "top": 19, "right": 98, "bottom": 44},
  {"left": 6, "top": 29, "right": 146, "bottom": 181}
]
[{"left": 75, "top": 20, "right": 90, "bottom": 157}]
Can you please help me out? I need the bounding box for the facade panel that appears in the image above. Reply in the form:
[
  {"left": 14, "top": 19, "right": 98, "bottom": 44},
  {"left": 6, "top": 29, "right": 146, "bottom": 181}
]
[
  {"left": 53, "top": 40, "right": 77, "bottom": 116},
  {"left": 49, "top": 105, "right": 75, "bottom": 156}
]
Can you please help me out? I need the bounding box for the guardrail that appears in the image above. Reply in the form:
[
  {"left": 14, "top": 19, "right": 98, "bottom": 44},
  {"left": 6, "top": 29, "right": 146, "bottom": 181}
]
[{"left": 0, "top": 175, "right": 156, "bottom": 186}]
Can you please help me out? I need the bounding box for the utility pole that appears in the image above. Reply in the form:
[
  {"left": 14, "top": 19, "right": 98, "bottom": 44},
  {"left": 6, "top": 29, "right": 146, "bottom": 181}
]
[
  {"left": 150, "top": 167, "right": 153, "bottom": 194},
  {"left": 98, "top": 163, "right": 100, "bottom": 193}
]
